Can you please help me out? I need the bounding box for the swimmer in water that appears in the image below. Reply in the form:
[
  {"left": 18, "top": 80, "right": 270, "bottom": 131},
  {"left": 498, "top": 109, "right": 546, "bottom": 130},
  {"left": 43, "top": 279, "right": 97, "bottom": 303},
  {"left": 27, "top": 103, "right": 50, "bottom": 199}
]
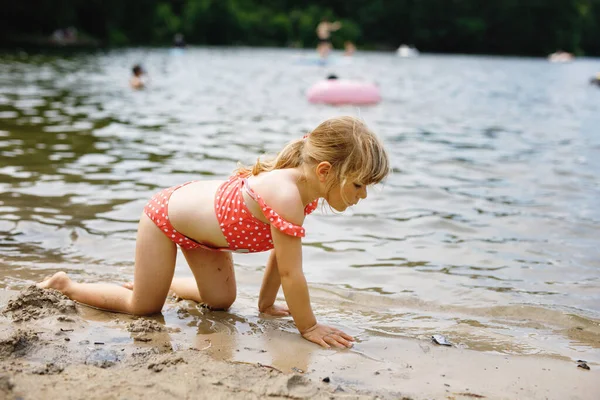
[
  {"left": 316, "top": 17, "right": 342, "bottom": 59},
  {"left": 130, "top": 64, "right": 146, "bottom": 90}
]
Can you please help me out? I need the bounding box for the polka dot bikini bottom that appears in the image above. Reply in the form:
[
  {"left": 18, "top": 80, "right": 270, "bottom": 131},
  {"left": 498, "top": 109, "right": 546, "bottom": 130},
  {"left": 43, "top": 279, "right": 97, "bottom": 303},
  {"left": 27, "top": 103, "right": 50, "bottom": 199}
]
[{"left": 143, "top": 182, "right": 219, "bottom": 251}]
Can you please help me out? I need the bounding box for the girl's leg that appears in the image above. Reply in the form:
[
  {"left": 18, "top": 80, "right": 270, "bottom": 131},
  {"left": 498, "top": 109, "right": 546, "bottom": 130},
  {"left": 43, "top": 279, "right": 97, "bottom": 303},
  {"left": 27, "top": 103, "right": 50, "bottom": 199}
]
[
  {"left": 122, "top": 277, "right": 202, "bottom": 302},
  {"left": 169, "top": 277, "right": 203, "bottom": 302},
  {"left": 121, "top": 253, "right": 235, "bottom": 307},
  {"left": 39, "top": 213, "right": 177, "bottom": 315},
  {"left": 181, "top": 247, "right": 236, "bottom": 310}
]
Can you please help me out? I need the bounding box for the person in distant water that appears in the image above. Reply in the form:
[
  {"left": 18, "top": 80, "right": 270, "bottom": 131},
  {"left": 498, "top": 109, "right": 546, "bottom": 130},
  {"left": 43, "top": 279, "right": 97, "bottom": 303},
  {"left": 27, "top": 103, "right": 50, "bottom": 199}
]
[
  {"left": 590, "top": 72, "right": 600, "bottom": 86},
  {"left": 343, "top": 41, "right": 356, "bottom": 57},
  {"left": 327, "top": 74, "right": 339, "bottom": 80},
  {"left": 37, "top": 116, "right": 390, "bottom": 349},
  {"left": 173, "top": 33, "right": 186, "bottom": 48},
  {"left": 316, "top": 17, "right": 342, "bottom": 59},
  {"left": 547, "top": 50, "right": 574, "bottom": 63},
  {"left": 130, "top": 64, "right": 146, "bottom": 90},
  {"left": 50, "top": 26, "right": 78, "bottom": 45}
]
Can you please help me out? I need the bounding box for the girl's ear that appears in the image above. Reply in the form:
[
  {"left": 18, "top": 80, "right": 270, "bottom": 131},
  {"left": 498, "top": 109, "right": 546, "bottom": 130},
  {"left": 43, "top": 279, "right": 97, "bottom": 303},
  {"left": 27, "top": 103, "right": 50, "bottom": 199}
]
[{"left": 315, "top": 161, "right": 332, "bottom": 183}]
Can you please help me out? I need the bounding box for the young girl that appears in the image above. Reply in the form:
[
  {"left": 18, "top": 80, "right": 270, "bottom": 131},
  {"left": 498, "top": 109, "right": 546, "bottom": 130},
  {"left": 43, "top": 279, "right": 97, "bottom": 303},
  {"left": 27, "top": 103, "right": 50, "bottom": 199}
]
[{"left": 39, "top": 116, "right": 390, "bottom": 349}]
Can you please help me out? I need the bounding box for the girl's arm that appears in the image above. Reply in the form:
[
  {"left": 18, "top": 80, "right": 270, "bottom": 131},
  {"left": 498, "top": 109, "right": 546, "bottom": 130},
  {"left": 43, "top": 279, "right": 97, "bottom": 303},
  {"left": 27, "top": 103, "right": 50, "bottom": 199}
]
[
  {"left": 271, "top": 228, "right": 315, "bottom": 331},
  {"left": 271, "top": 227, "right": 354, "bottom": 348},
  {"left": 258, "top": 250, "right": 290, "bottom": 316}
]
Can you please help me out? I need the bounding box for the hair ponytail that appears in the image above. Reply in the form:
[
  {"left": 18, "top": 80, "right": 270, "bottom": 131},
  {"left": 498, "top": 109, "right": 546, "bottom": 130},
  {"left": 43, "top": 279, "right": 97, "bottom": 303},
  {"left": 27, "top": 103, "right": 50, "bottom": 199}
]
[{"left": 235, "top": 138, "right": 306, "bottom": 176}]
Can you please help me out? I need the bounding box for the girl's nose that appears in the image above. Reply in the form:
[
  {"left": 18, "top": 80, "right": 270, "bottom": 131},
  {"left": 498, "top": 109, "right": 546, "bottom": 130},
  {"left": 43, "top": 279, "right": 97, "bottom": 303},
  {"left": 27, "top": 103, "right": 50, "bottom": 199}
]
[{"left": 359, "top": 186, "right": 368, "bottom": 199}]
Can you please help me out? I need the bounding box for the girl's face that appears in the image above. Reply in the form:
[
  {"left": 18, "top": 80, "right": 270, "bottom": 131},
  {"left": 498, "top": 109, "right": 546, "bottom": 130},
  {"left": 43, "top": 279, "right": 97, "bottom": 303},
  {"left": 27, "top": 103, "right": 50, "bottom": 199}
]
[
  {"left": 326, "top": 180, "right": 368, "bottom": 211},
  {"left": 314, "top": 162, "right": 368, "bottom": 211}
]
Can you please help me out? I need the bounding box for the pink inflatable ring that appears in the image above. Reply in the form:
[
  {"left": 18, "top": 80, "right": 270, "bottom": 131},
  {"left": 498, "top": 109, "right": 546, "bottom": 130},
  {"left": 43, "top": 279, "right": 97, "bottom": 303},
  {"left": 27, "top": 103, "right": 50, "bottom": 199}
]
[{"left": 307, "top": 80, "right": 381, "bottom": 105}]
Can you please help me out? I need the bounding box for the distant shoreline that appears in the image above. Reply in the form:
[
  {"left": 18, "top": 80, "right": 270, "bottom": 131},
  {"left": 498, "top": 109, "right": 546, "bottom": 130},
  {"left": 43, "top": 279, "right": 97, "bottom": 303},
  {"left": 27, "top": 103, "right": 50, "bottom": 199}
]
[{"left": 1, "top": 33, "right": 103, "bottom": 49}]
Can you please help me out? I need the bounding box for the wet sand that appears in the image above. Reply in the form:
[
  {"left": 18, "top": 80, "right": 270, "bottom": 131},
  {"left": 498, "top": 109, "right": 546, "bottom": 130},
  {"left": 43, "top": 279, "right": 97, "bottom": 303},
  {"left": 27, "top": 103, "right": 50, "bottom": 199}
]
[{"left": 0, "top": 287, "right": 598, "bottom": 400}]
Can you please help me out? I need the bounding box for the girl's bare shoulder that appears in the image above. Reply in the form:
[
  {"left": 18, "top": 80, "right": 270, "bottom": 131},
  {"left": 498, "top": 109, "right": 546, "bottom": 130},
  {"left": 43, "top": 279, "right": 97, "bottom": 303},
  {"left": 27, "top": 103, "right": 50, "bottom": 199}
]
[{"left": 250, "top": 170, "right": 304, "bottom": 224}]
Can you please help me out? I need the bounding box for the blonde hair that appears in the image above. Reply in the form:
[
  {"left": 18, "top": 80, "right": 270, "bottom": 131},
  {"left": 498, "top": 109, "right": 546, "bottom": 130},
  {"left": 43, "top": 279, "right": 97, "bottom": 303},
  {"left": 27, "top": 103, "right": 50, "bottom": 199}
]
[{"left": 236, "top": 116, "right": 390, "bottom": 203}]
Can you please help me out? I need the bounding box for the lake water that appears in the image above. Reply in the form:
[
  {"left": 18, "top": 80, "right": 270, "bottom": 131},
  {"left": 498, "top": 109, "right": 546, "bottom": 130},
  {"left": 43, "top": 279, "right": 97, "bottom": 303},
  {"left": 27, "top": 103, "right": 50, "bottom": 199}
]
[{"left": 1, "top": 47, "right": 599, "bottom": 364}]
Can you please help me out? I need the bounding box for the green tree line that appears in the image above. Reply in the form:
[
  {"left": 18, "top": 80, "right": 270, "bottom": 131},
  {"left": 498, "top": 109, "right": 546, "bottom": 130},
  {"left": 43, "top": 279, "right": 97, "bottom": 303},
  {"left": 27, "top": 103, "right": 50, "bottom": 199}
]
[{"left": 3, "top": 0, "right": 600, "bottom": 56}]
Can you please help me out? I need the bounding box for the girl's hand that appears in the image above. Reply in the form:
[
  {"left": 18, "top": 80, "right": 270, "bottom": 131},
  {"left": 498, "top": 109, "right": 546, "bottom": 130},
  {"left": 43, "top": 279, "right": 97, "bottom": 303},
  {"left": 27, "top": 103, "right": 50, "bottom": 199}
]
[
  {"left": 260, "top": 303, "right": 291, "bottom": 316},
  {"left": 301, "top": 323, "right": 355, "bottom": 348}
]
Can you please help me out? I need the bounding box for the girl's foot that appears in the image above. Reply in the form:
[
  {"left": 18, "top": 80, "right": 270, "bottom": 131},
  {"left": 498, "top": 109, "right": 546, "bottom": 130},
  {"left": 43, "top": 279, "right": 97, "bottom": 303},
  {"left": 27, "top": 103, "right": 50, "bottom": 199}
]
[{"left": 37, "top": 271, "right": 72, "bottom": 293}]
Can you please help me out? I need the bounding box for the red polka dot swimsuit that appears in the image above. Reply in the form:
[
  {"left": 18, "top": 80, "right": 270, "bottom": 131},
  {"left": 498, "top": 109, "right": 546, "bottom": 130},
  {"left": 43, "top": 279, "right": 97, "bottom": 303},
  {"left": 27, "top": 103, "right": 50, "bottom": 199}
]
[
  {"left": 215, "top": 174, "right": 318, "bottom": 253},
  {"left": 144, "top": 174, "right": 318, "bottom": 253}
]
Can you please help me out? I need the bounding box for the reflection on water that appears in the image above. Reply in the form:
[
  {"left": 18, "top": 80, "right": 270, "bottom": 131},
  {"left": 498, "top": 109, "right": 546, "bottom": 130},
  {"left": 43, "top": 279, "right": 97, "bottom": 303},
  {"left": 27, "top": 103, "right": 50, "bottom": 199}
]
[{"left": 1, "top": 48, "right": 599, "bottom": 363}]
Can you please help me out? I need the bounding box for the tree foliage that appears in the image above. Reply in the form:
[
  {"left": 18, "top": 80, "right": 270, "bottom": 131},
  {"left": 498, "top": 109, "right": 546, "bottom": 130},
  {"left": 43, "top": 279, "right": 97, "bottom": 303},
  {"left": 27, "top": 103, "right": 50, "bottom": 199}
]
[{"left": 2, "top": 0, "right": 599, "bottom": 55}]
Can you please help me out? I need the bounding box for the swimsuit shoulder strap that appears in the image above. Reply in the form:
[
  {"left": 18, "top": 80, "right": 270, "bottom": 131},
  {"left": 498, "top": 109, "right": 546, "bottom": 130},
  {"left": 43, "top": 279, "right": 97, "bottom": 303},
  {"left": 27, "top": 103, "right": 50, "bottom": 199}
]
[
  {"left": 242, "top": 179, "right": 307, "bottom": 238},
  {"left": 304, "top": 199, "right": 319, "bottom": 215}
]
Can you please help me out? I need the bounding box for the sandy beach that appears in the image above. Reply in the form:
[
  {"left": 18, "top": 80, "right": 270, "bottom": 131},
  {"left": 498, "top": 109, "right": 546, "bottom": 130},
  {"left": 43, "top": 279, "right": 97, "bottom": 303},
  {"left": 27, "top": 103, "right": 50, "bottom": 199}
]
[{"left": 0, "top": 286, "right": 597, "bottom": 400}]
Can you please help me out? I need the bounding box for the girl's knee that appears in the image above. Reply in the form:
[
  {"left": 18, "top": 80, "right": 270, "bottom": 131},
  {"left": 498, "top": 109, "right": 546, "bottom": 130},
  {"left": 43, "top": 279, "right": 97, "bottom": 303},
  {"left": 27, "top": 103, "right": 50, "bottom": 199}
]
[
  {"left": 205, "top": 293, "right": 236, "bottom": 311},
  {"left": 128, "top": 302, "right": 163, "bottom": 316}
]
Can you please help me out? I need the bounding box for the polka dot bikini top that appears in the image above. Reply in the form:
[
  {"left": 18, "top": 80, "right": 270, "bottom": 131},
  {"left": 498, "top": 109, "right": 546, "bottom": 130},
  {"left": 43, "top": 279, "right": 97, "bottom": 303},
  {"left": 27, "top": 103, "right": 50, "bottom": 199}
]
[{"left": 215, "top": 173, "right": 319, "bottom": 253}]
